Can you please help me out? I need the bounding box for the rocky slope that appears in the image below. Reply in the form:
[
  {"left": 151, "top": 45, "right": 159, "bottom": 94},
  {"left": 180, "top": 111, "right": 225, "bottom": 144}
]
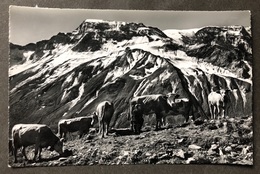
[{"left": 9, "top": 116, "right": 253, "bottom": 167}]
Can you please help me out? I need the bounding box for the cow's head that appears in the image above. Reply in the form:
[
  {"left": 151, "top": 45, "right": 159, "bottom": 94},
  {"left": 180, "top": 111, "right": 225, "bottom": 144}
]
[
  {"left": 53, "top": 138, "right": 64, "bottom": 155},
  {"left": 91, "top": 112, "right": 98, "bottom": 126},
  {"left": 166, "top": 93, "right": 180, "bottom": 107}
]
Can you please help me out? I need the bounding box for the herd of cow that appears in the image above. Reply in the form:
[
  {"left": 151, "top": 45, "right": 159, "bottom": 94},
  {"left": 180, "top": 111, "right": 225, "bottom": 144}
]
[{"left": 10, "top": 89, "right": 230, "bottom": 163}]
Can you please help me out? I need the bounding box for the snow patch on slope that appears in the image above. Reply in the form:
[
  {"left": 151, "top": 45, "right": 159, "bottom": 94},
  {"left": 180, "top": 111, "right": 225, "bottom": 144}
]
[{"left": 69, "top": 83, "right": 85, "bottom": 109}]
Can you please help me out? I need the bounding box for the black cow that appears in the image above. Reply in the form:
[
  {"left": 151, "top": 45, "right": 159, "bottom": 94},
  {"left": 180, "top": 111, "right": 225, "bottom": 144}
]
[
  {"left": 129, "top": 93, "right": 180, "bottom": 132},
  {"left": 161, "top": 97, "right": 193, "bottom": 126}
]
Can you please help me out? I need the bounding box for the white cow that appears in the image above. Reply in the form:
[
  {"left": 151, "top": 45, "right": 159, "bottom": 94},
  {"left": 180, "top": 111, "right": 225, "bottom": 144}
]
[
  {"left": 208, "top": 89, "right": 230, "bottom": 119},
  {"left": 96, "top": 101, "right": 114, "bottom": 138},
  {"left": 12, "top": 124, "right": 64, "bottom": 163}
]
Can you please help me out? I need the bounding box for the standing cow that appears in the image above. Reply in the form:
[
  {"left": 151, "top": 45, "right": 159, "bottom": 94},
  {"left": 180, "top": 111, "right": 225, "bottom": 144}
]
[
  {"left": 129, "top": 93, "right": 187, "bottom": 133},
  {"left": 58, "top": 113, "right": 98, "bottom": 140},
  {"left": 12, "top": 124, "right": 64, "bottom": 163},
  {"left": 96, "top": 101, "right": 114, "bottom": 138},
  {"left": 161, "top": 97, "right": 193, "bottom": 126},
  {"left": 208, "top": 89, "right": 231, "bottom": 119}
]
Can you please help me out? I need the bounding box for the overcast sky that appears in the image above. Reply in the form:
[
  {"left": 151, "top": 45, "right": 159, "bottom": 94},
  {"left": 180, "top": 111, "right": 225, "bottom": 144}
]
[{"left": 9, "top": 6, "right": 251, "bottom": 46}]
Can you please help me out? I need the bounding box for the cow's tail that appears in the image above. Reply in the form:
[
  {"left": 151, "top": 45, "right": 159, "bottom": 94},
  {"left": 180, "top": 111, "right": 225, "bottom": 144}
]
[
  {"left": 57, "top": 121, "right": 64, "bottom": 138},
  {"left": 11, "top": 128, "right": 16, "bottom": 156},
  {"left": 190, "top": 102, "right": 195, "bottom": 121},
  {"left": 127, "top": 99, "right": 132, "bottom": 121},
  {"left": 57, "top": 123, "right": 61, "bottom": 138},
  {"left": 99, "top": 104, "right": 106, "bottom": 135}
]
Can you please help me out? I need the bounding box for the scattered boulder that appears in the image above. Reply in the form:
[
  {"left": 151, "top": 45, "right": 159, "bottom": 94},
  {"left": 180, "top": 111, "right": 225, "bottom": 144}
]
[
  {"left": 175, "top": 149, "right": 185, "bottom": 159},
  {"left": 210, "top": 144, "right": 219, "bottom": 151},
  {"left": 158, "top": 153, "right": 171, "bottom": 160},
  {"left": 188, "top": 144, "right": 201, "bottom": 150},
  {"left": 145, "top": 152, "right": 152, "bottom": 157},
  {"left": 59, "top": 157, "right": 67, "bottom": 161},
  {"left": 224, "top": 146, "right": 232, "bottom": 152},
  {"left": 186, "top": 157, "right": 196, "bottom": 164},
  {"left": 177, "top": 138, "right": 184, "bottom": 143}
]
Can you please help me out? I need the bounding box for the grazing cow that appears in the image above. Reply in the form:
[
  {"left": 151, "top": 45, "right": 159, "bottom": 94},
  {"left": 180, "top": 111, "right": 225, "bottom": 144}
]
[
  {"left": 96, "top": 101, "right": 114, "bottom": 138},
  {"left": 58, "top": 113, "right": 98, "bottom": 140},
  {"left": 129, "top": 93, "right": 186, "bottom": 132},
  {"left": 12, "top": 124, "right": 64, "bottom": 163},
  {"left": 208, "top": 89, "right": 230, "bottom": 119}
]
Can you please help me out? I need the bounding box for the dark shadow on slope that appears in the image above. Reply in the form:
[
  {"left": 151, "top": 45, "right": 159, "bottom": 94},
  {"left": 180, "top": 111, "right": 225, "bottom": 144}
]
[{"left": 110, "top": 128, "right": 135, "bottom": 136}]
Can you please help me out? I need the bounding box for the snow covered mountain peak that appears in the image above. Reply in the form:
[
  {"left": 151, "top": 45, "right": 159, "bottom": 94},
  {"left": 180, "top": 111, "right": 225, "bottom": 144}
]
[{"left": 9, "top": 20, "right": 252, "bottom": 130}]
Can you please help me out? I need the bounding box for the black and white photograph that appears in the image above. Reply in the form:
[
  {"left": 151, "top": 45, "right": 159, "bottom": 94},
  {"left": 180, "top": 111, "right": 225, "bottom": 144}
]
[{"left": 9, "top": 6, "right": 252, "bottom": 167}]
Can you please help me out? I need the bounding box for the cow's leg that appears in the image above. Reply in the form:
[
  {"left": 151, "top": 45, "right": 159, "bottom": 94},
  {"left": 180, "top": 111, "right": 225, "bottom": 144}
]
[
  {"left": 158, "top": 118, "right": 163, "bottom": 128},
  {"left": 209, "top": 104, "right": 213, "bottom": 119},
  {"left": 102, "top": 122, "right": 105, "bottom": 138},
  {"left": 58, "top": 126, "right": 62, "bottom": 138},
  {"left": 63, "top": 132, "right": 67, "bottom": 140},
  {"left": 130, "top": 112, "right": 137, "bottom": 133},
  {"left": 161, "top": 116, "right": 166, "bottom": 127},
  {"left": 140, "top": 117, "right": 144, "bottom": 132},
  {"left": 185, "top": 114, "right": 189, "bottom": 122},
  {"left": 13, "top": 146, "right": 18, "bottom": 163},
  {"left": 99, "top": 121, "right": 105, "bottom": 138},
  {"left": 98, "top": 120, "right": 102, "bottom": 135},
  {"left": 130, "top": 121, "right": 134, "bottom": 132},
  {"left": 212, "top": 105, "right": 217, "bottom": 120},
  {"left": 22, "top": 146, "right": 28, "bottom": 161},
  {"left": 106, "top": 121, "right": 110, "bottom": 136},
  {"left": 222, "top": 103, "right": 227, "bottom": 118},
  {"left": 138, "top": 117, "right": 144, "bottom": 134},
  {"left": 38, "top": 147, "right": 42, "bottom": 161},
  {"left": 155, "top": 112, "right": 162, "bottom": 130},
  {"left": 12, "top": 138, "right": 18, "bottom": 163},
  {"left": 62, "top": 131, "right": 65, "bottom": 139},
  {"left": 33, "top": 143, "right": 39, "bottom": 162},
  {"left": 216, "top": 105, "right": 221, "bottom": 119},
  {"left": 79, "top": 131, "right": 83, "bottom": 139},
  {"left": 104, "top": 123, "right": 108, "bottom": 136}
]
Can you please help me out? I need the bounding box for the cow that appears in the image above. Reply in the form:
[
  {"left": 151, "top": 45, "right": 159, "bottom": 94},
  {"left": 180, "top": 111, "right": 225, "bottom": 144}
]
[
  {"left": 208, "top": 89, "right": 230, "bottom": 119},
  {"left": 96, "top": 101, "right": 114, "bottom": 138},
  {"left": 12, "top": 124, "right": 64, "bottom": 163},
  {"left": 161, "top": 97, "right": 193, "bottom": 126},
  {"left": 58, "top": 113, "right": 98, "bottom": 140},
  {"left": 129, "top": 93, "right": 190, "bottom": 133}
]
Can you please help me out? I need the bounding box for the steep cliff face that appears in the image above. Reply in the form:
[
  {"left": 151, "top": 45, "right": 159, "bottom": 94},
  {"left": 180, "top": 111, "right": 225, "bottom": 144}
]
[{"left": 9, "top": 20, "right": 252, "bottom": 132}]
